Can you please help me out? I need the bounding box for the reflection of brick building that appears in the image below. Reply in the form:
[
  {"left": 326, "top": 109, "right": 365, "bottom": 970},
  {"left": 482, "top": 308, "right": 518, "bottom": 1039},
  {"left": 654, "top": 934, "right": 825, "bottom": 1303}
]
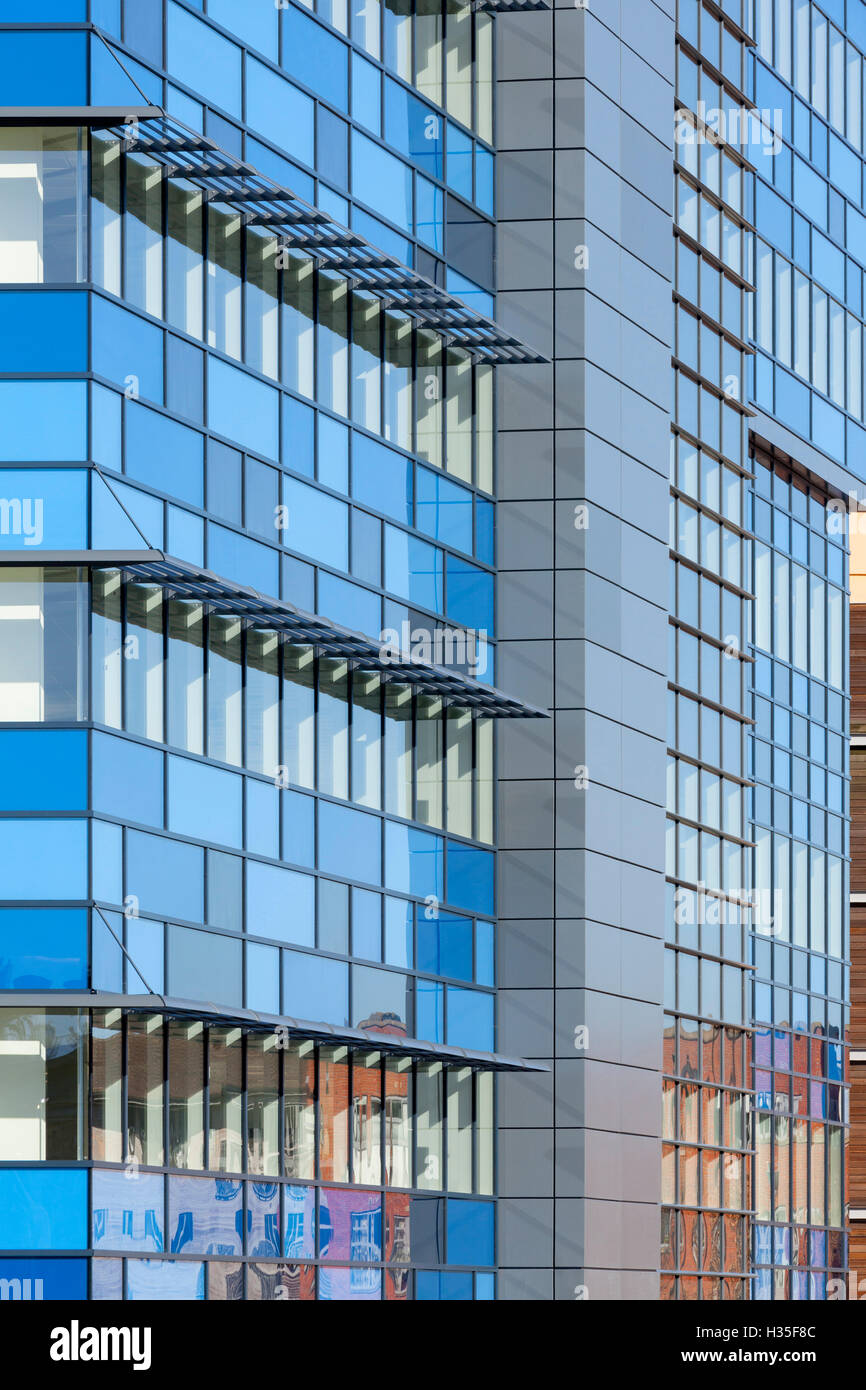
[{"left": 849, "top": 533, "right": 866, "bottom": 1273}]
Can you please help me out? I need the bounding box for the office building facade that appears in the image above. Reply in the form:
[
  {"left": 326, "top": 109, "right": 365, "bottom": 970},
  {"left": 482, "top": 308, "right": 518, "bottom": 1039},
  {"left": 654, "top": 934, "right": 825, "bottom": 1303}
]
[{"left": 0, "top": 0, "right": 854, "bottom": 1303}]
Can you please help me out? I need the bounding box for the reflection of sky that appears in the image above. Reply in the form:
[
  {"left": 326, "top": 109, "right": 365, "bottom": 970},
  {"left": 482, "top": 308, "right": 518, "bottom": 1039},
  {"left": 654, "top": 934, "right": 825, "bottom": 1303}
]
[
  {"left": 318, "top": 1266, "right": 382, "bottom": 1301},
  {"left": 319, "top": 1188, "right": 381, "bottom": 1262},
  {"left": 170, "top": 1176, "right": 243, "bottom": 1256},
  {"left": 127, "top": 1259, "right": 205, "bottom": 1300}
]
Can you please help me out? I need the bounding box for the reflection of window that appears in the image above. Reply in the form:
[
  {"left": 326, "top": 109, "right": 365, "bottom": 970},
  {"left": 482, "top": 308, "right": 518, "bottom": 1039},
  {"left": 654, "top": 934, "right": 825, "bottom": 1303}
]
[
  {"left": 0, "top": 568, "right": 87, "bottom": 722},
  {"left": 0, "top": 1007, "right": 86, "bottom": 1161},
  {"left": 349, "top": 1208, "right": 382, "bottom": 1287},
  {"left": 0, "top": 127, "right": 86, "bottom": 283}
]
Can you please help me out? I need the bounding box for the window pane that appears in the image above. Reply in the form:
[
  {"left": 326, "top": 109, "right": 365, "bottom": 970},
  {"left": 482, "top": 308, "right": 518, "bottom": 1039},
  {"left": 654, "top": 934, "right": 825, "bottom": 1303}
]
[
  {"left": 208, "top": 1026, "right": 243, "bottom": 1173},
  {"left": 284, "top": 1040, "right": 316, "bottom": 1180},
  {"left": 127, "top": 1014, "right": 164, "bottom": 1168},
  {"left": 247, "top": 1033, "right": 280, "bottom": 1177},
  {"left": 168, "top": 1019, "right": 205, "bottom": 1171},
  {"left": 319, "top": 1045, "right": 350, "bottom": 1182}
]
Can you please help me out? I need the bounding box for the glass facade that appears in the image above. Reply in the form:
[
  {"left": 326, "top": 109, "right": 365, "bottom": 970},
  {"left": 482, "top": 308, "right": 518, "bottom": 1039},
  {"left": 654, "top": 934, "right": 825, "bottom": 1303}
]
[
  {"left": 0, "top": 0, "right": 857, "bottom": 1306},
  {"left": 0, "top": 0, "right": 529, "bottom": 1302},
  {"left": 667, "top": 0, "right": 850, "bottom": 1300}
]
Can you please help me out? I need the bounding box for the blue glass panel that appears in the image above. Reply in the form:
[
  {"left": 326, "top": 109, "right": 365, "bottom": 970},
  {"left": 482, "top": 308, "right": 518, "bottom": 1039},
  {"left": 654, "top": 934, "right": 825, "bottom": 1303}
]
[
  {"left": 447, "top": 842, "right": 494, "bottom": 916},
  {"left": 246, "top": 777, "right": 279, "bottom": 859},
  {"left": 126, "top": 916, "right": 165, "bottom": 993},
  {"left": 384, "top": 896, "right": 412, "bottom": 967},
  {"left": 168, "top": 755, "right": 242, "bottom": 849},
  {"left": 446, "top": 123, "right": 473, "bottom": 199},
  {"left": 166, "top": 336, "right": 204, "bottom": 423},
  {"left": 91, "top": 0, "right": 121, "bottom": 26},
  {"left": 91, "top": 36, "right": 160, "bottom": 105},
  {"left": 319, "top": 1189, "right": 381, "bottom": 1261},
  {"left": 92, "top": 732, "right": 163, "bottom": 828},
  {"left": 91, "top": 383, "right": 122, "bottom": 471},
  {"left": 351, "top": 963, "right": 411, "bottom": 1032},
  {"left": 418, "top": 910, "right": 473, "bottom": 981},
  {"left": 317, "top": 573, "right": 380, "bottom": 639},
  {"left": 209, "top": 0, "right": 278, "bottom": 59},
  {"left": 0, "top": 32, "right": 86, "bottom": 104},
  {"left": 0, "top": 908, "right": 87, "bottom": 990},
  {"left": 416, "top": 468, "right": 473, "bottom": 553},
  {"left": 126, "top": 1259, "right": 205, "bottom": 1300},
  {"left": 0, "top": 731, "right": 86, "bottom": 811},
  {"left": 416, "top": 1270, "right": 472, "bottom": 1299},
  {"left": 0, "top": 383, "right": 86, "bottom": 462},
  {"left": 447, "top": 985, "right": 494, "bottom": 1051},
  {"left": 446, "top": 554, "right": 494, "bottom": 632},
  {"left": 282, "top": 395, "right": 315, "bottom": 477},
  {"left": 167, "top": 2, "right": 242, "bottom": 117},
  {"left": 247, "top": 861, "right": 314, "bottom": 945},
  {"left": 92, "top": 298, "right": 164, "bottom": 405},
  {"left": 246, "top": 941, "right": 280, "bottom": 1012},
  {"left": 352, "top": 433, "right": 412, "bottom": 523},
  {"left": 0, "top": 820, "right": 87, "bottom": 900},
  {"left": 318, "top": 414, "right": 349, "bottom": 492},
  {"left": 476, "top": 1272, "right": 495, "bottom": 1299},
  {"left": 168, "top": 505, "right": 204, "bottom": 565},
  {"left": 0, "top": 1258, "right": 87, "bottom": 1300},
  {"left": 0, "top": 0, "right": 85, "bottom": 13},
  {"left": 476, "top": 920, "right": 494, "bottom": 986},
  {"left": 0, "top": 1169, "right": 87, "bottom": 1250},
  {"left": 92, "top": 819, "right": 123, "bottom": 905},
  {"left": 0, "top": 292, "right": 86, "bottom": 373},
  {"left": 169, "top": 925, "right": 242, "bottom": 1006},
  {"left": 475, "top": 148, "right": 494, "bottom": 217},
  {"left": 127, "top": 830, "right": 204, "bottom": 922},
  {"left": 351, "top": 131, "right": 413, "bottom": 233},
  {"left": 385, "top": 81, "right": 443, "bottom": 178},
  {"left": 476, "top": 499, "right": 494, "bottom": 563},
  {"left": 352, "top": 887, "right": 381, "bottom": 960},
  {"left": 208, "top": 358, "right": 280, "bottom": 461},
  {"left": 318, "top": 802, "right": 382, "bottom": 885},
  {"left": 281, "top": 789, "right": 315, "bottom": 867},
  {"left": 445, "top": 269, "right": 494, "bottom": 318},
  {"left": 208, "top": 525, "right": 279, "bottom": 596},
  {"left": 352, "top": 208, "right": 412, "bottom": 264},
  {"left": 416, "top": 176, "right": 444, "bottom": 252},
  {"left": 247, "top": 1181, "right": 280, "bottom": 1257},
  {"left": 385, "top": 822, "right": 444, "bottom": 900},
  {"left": 91, "top": 909, "right": 123, "bottom": 992},
  {"left": 0, "top": 468, "right": 87, "bottom": 550},
  {"left": 282, "top": 476, "right": 348, "bottom": 570},
  {"left": 385, "top": 527, "right": 443, "bottom": 611},
  {"left": 281, "top": 5, "right": 348, "bottom": 109},
  {"left": 246, "top": 57, "right": 314, "bottom": 165},
  {"left": 92, "top": 1170, "right": 165, "bottom": 1253},
  {"left": 352, "top": 52, "right": 381, "bottom": 135},
  {"left": 170, "top": 1177, "right": 243, "bottom": 1257},
  {"left": 249, "top": 138, "right": 315, "bottom": 202},
  {"left": 446, "top": 1199, "right": 494, "bottom": 1266},
  {"left": 282, "top": 949, "right": 348, "bottom": 1024},
  {"left": 125, "top": 402, "right": 204, "bottom": 507},
  {"left": 318, "top": 1266, "right": 382, "bottom": 1299},
  {"left": 416, "top": 978, "right": 443, "bottom": 1042},
  {"left": 284, "top": 1185, "right": 316, "bottom": 1259}
]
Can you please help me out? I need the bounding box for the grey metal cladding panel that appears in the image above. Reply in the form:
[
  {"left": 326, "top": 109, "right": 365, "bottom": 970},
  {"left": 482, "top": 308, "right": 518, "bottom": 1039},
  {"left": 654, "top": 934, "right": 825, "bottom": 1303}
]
[
  {"left": 496, "top": 78, "right": 555, "bottom": 150},
  {"left": 497, "top": 148, "right": 555, "bottom": 219},
  {"left": 497, "top": 1198, "right": 555, "bottom": 1267},
  {"left": 497, "top": 569, "right": 555, "bottom": 641},
  {"left": 499, "top": 1128, "right": 556, "bottom": 1196},
  {"left": 497, "top": 220, "right": 556, "bottom": 292},
  {"left": 497, "top": 11, "right": 555, "bottom": 79}
]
